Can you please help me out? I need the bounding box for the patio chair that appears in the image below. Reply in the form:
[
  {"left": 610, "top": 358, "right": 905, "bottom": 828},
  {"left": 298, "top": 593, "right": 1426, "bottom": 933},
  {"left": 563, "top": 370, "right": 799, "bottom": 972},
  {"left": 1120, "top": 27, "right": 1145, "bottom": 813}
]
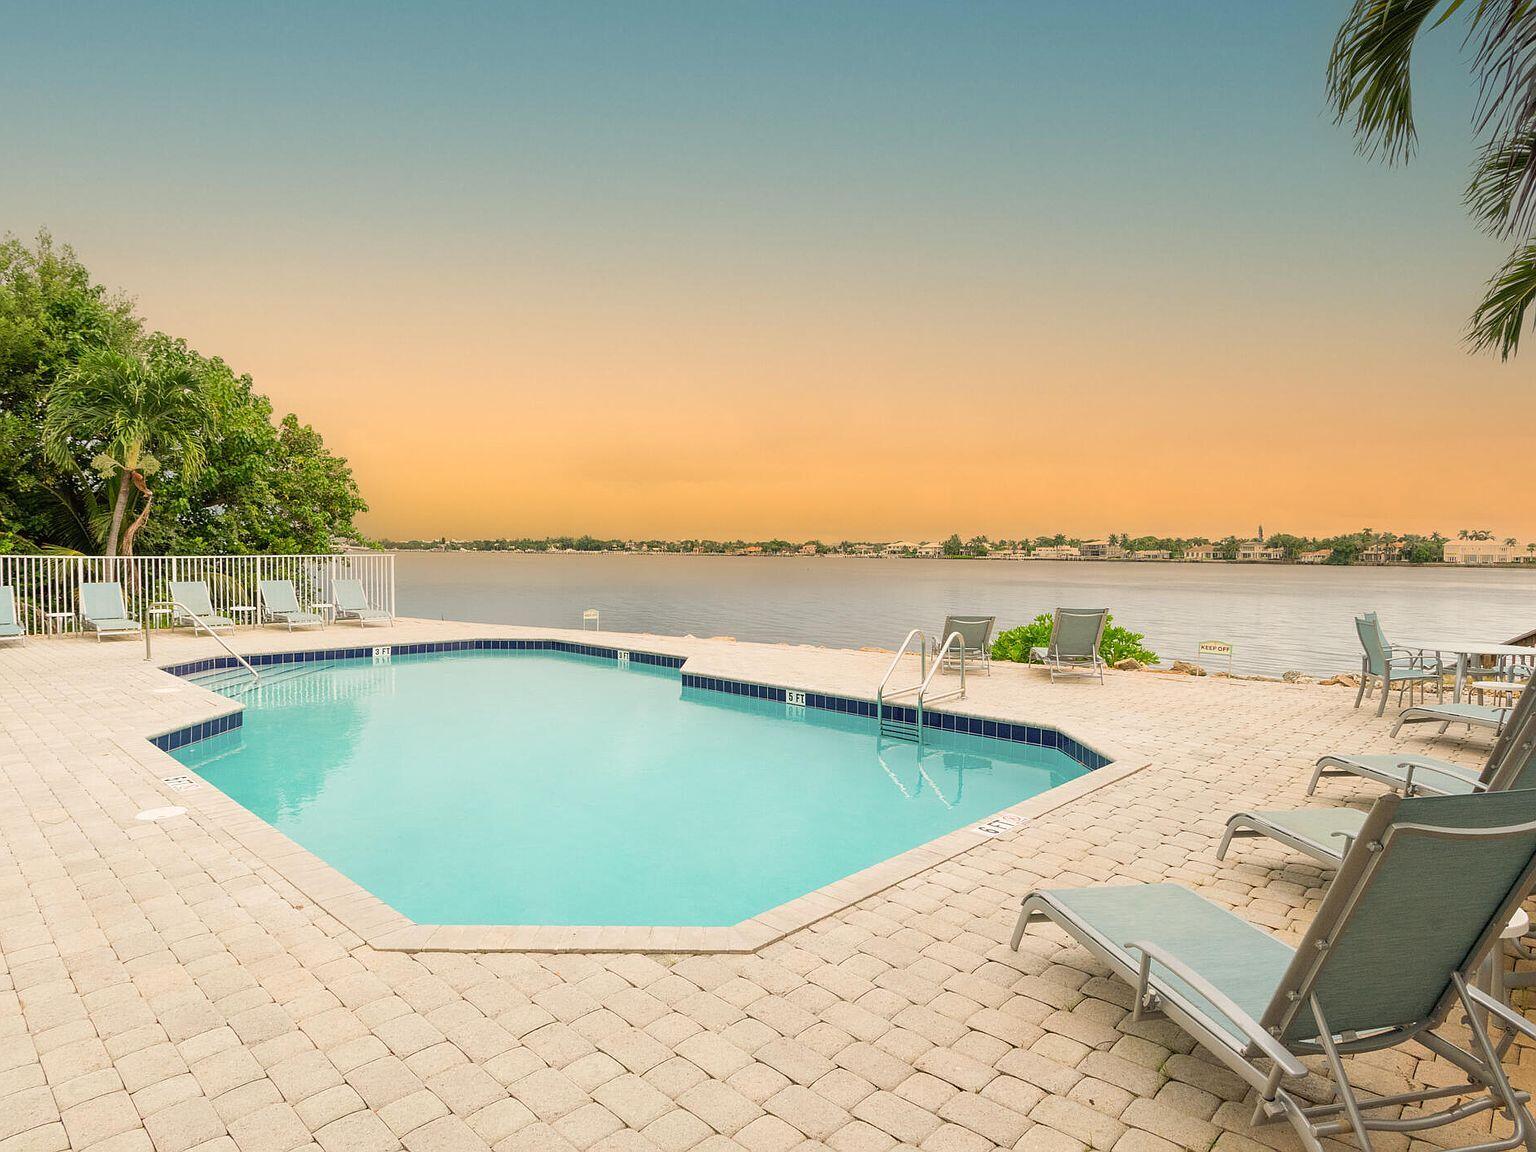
[
  {"left": 332, "top": 578, "right": 392, "bottom": 626},
  {"left": 934, "top": 615, "right": 993, "bottom": 675},
  {"left": 1221, "top": 696, "right": 1536, "bottom": 866},
  {"left": 1028, "top": 608, "right": 1107, "bottom": 683},
  {"left": 79, "top": 582, "right": 143, "bottom": 641},
  {"left": 1353, "top": 612, "right": 1442, "bottom": 717},
  {"left": 1013, "top": 789, "right": 1536, "bottom": 1152},
  {"left": 257, "top": 580, "right": 325, "bottom": 630},
  {"left": 1390, "top": 699, "right": 1515, "bottom": 738},
  {"left": 1308, "top": 672, "right": 1536, "bottom": 797},
  {"left": 168, "top": 580, "right": 237, "bottom": 635},
  {"left": 0, "top": 586, "right": 25, "bottom": 644}
]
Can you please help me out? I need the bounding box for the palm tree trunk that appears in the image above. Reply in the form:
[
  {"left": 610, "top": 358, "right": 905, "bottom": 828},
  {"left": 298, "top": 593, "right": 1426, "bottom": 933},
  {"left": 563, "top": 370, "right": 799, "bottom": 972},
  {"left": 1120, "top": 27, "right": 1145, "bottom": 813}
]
[
  {"left": 104, "top": 470, "right": 132, "bottom": 558},
  {"left": 119, "top": 472, "right": 154, "bottom": 559}
]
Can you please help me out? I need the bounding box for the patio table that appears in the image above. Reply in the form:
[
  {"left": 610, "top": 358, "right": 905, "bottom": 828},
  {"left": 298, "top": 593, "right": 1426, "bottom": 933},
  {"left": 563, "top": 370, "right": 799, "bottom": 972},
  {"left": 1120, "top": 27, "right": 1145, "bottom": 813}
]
[{"left": 1398, "top": 638, "right": 1535, "bottom": 702}]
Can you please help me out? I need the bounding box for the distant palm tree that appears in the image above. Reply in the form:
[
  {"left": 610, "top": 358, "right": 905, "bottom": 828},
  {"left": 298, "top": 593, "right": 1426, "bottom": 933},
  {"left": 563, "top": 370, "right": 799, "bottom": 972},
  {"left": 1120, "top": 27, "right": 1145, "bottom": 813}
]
[
  {"left": 41, "top": 347, "right": 214, "bottom": 557},
  {"left": 1330, "top": 1, "right": 1536, "bottom": 356}
]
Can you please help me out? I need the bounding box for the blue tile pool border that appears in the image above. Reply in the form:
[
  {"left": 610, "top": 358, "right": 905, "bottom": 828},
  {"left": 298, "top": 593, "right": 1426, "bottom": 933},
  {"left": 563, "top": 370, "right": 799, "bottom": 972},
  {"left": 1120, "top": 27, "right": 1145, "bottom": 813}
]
[
  {"left": 679, "top": 672, "right": 1111, "bottom": 770},
  {"left": 154, "top": 639, "right": 1108, "bottom": 769},
  {"left": 149, "top": 708, "right": 242, "bottom": 752}
]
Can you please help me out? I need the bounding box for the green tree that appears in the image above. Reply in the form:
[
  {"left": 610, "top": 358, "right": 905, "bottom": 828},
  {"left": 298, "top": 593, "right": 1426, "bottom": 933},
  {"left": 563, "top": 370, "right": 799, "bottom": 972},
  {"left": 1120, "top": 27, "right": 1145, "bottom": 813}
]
[
  {"left": 942, "top": 533, "right": 966, "bottom": 557},
  {"left": 0, "top": 231, "right": 140, "bottom": 551},
  {"left": 1330, "top": 2, "right": 1536, "bottom": 356},
  {"left": 41, "top": 346, "right": 215, "bottom": 556},
  {"left": 2, "top": 232, "right": 369, "bottom": 556}
]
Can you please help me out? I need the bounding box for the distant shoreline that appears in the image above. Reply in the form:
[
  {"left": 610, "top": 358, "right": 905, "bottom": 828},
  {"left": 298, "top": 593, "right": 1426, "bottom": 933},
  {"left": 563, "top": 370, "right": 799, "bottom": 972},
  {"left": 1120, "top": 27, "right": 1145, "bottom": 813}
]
[{"left": 387, "top": 550, "right": 1536, "bottom": 571}]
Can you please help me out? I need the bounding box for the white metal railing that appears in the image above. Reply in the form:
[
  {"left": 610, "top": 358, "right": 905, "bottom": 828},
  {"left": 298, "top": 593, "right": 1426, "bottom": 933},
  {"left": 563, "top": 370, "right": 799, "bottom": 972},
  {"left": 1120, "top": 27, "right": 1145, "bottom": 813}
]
[
  {"left": 163, "top": 599, "right": 259, "bottom": 682},
  {"left": 0, "top": 553, "right": 395, "bottom": 639}
]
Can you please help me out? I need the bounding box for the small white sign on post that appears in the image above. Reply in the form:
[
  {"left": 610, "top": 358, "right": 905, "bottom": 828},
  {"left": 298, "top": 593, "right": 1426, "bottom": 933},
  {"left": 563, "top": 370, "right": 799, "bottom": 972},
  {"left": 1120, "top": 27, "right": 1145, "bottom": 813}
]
[{"left": 1198, "top": 640, "right": 1234, "bottom": 678}]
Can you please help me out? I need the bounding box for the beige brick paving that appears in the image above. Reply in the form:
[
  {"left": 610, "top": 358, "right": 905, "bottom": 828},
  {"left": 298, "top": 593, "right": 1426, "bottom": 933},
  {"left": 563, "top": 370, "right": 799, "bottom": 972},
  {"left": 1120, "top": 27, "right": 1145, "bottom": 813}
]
[{"left": 2, "top": 619, "right": 1532, "bottom": 1152}]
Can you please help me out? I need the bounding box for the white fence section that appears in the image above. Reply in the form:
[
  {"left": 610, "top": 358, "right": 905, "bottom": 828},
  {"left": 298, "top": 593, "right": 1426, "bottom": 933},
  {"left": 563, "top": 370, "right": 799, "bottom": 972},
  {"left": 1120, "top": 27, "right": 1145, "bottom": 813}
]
[{"left": 0, "top": 553, "right": 395, "bottom": 633}]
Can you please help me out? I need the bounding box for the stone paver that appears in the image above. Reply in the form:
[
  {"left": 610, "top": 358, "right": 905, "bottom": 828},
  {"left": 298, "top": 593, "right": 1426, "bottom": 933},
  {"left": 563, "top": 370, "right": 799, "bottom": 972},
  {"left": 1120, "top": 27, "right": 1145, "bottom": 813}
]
[{"left": 1, "top": 620, "right": 1530, "bottom": 1152}]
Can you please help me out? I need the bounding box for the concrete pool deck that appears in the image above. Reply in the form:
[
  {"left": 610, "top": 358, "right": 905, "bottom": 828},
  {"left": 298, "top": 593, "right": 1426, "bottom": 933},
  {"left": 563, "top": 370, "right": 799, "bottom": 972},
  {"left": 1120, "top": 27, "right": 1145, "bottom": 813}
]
[{"left": 1, "top": 618, "right": 1529, "bottom": 1152}]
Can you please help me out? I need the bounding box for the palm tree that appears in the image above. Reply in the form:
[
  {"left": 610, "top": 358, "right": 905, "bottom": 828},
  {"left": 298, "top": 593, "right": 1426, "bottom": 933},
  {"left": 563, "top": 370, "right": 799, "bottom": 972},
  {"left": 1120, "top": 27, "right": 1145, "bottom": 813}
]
[
  {"left": 1331, "top": 2, "right": 1536, "bottom": 356},
  {"left": 41, "top": 347, "right": 214, "bottom": 557}
]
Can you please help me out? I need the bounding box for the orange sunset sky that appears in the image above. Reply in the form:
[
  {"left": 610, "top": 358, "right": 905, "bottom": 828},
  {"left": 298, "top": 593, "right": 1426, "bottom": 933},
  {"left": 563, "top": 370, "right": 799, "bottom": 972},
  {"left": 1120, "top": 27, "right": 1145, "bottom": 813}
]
[{"left": 7, "top": 3, "right": 1533, "bottom": 541}]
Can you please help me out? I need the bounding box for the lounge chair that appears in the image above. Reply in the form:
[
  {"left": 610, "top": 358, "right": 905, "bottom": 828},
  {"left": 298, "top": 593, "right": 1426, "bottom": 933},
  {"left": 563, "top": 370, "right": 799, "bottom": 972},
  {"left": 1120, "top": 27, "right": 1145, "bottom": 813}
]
[
  {"left": 1014, "top": 789, "right": 1536, "bottom": 1152},
  {"left": 1221, "top": 697, "right": 1536, "bottom": 866},
  {"left": 0, "top": 586, "right": 25, "bottom": 644},
  {"left": 1029, "top": 608, "right": 1107, "bottom": 683},
  {"left": 332, "top": 578, "right": 392, "bottom": 626},
  {"left": 79, "top": 582, "right": 143, "bottom": 641},
  {"left": 934, "top": 615, "right": 992, "bottom": 675},
  {"left": 257, "top": 580, "right": 325, "bottom": 630},
  {"left": 1390, "top": 699, "right": 1511, "bottom": 738},
  {"left": 1308, "top": 674, "right": 1536, "bottom": 797},
  {"left": 168, "top": 580, "right": 237, "bottom": 635},
  {"left": 1353, "top": 612, "right": 1442, "bottom": 717}
]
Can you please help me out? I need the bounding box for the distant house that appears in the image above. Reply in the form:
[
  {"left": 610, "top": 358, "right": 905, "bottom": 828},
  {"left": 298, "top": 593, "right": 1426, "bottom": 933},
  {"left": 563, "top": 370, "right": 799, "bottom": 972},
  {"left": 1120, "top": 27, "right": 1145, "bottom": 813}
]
[
  {"left": 1445, "top": 539, "right": 1518, "bottom": 565},
  {"left": 1033, "top": 544, "right": 1081, "bottom": 560},
  {"left": 1183, "top": 544, "right": 1221, "bottom": 562},
  {"left": 1360, "top": 541, "right": 1405, "bottom": 565},
  {"left": 1237, "top": 541, "right": 1284, "bottom": 562},
  {"left": 1297, "top": 549, "right": 1332, "bottom": 564},
  {"left": 798, "top": 543, "right": 818, "bottom": 556},
  {"left": 883, "top": 541, "right": 917, "bottom": 555},
  {"left": 915, "top": 541, "right": 943, "bottom": 558},
  {"left": 1131, "top": 549, "right": 1170, "bottom": 561},
  {"left": 1079, "top": 539, "right": 1127, "bottom": 560}
]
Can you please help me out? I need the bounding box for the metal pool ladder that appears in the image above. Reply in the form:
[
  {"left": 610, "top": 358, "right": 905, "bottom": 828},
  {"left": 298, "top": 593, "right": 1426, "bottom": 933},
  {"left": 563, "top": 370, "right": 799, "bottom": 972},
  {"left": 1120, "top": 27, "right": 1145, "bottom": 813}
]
[{"left": 876, "top": 629, "right": 968, "bottom": 744}]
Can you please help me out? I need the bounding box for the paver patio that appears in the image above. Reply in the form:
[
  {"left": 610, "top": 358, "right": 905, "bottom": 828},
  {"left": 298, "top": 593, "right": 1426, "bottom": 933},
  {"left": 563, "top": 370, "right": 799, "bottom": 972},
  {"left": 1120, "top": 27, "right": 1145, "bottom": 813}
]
[{"left": 1, "top": 619, "right": 1529, "bottom": 1152}]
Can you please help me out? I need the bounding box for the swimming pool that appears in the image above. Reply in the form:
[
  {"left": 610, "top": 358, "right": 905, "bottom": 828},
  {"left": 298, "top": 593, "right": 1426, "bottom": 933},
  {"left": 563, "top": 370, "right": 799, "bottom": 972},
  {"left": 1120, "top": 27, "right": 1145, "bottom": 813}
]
[{"left": 171, "top": 648, "right": 1091, "bottom": 927}]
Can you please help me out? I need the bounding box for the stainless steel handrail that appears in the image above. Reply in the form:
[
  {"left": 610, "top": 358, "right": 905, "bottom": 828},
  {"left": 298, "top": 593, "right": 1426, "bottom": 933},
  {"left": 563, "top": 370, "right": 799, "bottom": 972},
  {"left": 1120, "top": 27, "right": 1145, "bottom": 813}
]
[
  {"left": 877, "top": 629, "right": 928, "bottom": 716},
  {"left": 915, "top": 631, "right": 968, "bottom": 736},
  {"left": 145, "top": 600, "right": 260, "bottom": 682}
]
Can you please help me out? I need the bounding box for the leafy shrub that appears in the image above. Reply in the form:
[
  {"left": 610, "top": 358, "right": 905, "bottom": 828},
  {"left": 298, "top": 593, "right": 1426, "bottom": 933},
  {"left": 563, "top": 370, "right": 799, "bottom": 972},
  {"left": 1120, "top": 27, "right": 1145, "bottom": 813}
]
[{"left": 991, "top": 613, "right": 1159, "bottom": 666}]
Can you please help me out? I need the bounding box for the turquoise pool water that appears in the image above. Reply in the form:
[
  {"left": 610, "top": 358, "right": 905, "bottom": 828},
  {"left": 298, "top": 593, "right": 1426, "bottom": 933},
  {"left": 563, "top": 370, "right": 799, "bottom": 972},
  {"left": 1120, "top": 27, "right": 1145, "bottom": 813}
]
[{"left": 173, "top": 651, "right": 1087, "bottom": 926}]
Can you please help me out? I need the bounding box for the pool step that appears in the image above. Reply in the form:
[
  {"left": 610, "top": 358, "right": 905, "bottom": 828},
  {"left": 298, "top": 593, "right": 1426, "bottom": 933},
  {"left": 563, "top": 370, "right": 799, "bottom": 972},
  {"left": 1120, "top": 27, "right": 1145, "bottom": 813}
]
[
  {"left": 189, "top": 662, "right": 322, "bottom": 698},
  {"left": 879, "top": 715, "right": 920, "bottom": 742}
]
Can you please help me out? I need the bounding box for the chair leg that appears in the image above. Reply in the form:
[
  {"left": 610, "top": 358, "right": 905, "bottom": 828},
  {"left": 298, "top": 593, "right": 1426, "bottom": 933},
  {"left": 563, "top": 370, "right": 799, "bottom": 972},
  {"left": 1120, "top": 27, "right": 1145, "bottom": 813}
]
[
  {"left": 1376, "top": 678, "right": 1388, "bottom": 718},
  {"left": 1354, "top": 672, "right": 1367, "bottom": 709},
  {"left": 1306, "top": 762, "right": 1326, "bottom": 796}
]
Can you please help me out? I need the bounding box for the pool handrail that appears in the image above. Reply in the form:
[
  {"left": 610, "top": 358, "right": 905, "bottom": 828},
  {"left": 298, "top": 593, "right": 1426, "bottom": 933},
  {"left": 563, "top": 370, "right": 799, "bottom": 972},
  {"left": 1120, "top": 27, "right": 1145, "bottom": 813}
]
[{"left": 150, "top": 598, "right": 260, "bottom": 683}]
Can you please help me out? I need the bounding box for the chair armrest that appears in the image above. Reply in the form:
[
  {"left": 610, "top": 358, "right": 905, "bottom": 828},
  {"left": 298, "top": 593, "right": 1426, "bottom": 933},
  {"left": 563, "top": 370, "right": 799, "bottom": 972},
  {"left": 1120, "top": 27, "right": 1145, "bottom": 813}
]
[
  {"left": 1465, "top": 983, "right": 1536, "bottom": 1044},
  {"left": 1402, "top": 760, "right": 1483, "bottom": 797},
  {"left": 1123, "top": 941, "right": 1306, "bottom": 1077}
]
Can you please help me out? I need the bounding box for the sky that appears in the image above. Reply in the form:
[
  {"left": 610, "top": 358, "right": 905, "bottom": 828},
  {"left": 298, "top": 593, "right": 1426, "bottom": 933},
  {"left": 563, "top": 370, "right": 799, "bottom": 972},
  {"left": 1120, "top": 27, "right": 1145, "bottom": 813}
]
[{"left": 4, "top": 1, "right": 1528, "bottom": 541}]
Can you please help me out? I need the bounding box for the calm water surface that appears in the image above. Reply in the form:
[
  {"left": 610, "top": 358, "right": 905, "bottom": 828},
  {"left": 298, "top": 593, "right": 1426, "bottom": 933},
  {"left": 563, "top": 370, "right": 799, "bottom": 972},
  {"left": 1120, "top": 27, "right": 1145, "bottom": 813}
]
[{"left": 395, "top": 553, "right": 1536, "bottom": 675}]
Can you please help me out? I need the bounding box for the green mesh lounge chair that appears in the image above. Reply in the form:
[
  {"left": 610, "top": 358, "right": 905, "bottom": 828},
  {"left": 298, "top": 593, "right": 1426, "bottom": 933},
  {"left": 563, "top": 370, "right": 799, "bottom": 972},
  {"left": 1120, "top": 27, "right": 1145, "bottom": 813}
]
[
  {"left": 332, "top": 579, "right": 392, "bottom": 626},
  {"left": 1353, "top": 612, "right": 1443, "bottom": 717},
  {"left": 0, "top": 586, "right": 25, "bottom": 644},
  {"left": 168, "top": 580, "right": 237, "bottom": 635},
  {"left": 1013, "top": 789, "right": 1536, "bottom": 1152},
  {"left": 257, "top": 580, "right": 325, "bottom": 630},
  {"left": 1221, "top": 698, "right": 1536, "bottom": 866},
  {"left": 1309, "top": 675, "right": 1536, "bottom": 798},
  {"left": 79, "top": 582, "right": 142, "bottom": 641},
  {"left": 1390, "top": 699, "right": 1512, "bottom": 739},
  {"left": 1028, "top": 607, "right": 1108, "bottom": 683},
  {"left": 935, "top": 615, "right": 993, "bottom": 675}
]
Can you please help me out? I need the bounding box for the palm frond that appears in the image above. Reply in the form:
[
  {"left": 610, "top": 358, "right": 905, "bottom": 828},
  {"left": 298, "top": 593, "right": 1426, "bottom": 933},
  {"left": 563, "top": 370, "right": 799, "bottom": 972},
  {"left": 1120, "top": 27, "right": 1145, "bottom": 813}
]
[
  {"left": 1467, "top": 238, "right": 1536, "bottom": 356},
  {"left": 1466, "top": 127, "right": 1536, "bottom": 233},
  {"left": 1329, "top": 0, "right": 1458, "bottom": 163},
  {"left": 1466, "top": 1, "right": 1536, "bottom": 236}
]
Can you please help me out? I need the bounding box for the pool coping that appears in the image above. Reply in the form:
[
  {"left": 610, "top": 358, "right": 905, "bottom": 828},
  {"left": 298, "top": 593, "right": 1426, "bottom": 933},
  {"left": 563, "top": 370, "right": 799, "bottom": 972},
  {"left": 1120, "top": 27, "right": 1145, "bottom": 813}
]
[{"left": 143, "top": 638, "right": 1149, "bottom": 954}]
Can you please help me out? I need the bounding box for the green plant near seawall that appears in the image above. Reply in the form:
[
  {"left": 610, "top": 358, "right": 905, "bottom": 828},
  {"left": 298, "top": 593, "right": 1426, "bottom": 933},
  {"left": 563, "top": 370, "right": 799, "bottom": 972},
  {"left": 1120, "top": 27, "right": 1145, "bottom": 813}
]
[{"left": 991, "top": 613, "right": 1159, "bottom": 666}]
